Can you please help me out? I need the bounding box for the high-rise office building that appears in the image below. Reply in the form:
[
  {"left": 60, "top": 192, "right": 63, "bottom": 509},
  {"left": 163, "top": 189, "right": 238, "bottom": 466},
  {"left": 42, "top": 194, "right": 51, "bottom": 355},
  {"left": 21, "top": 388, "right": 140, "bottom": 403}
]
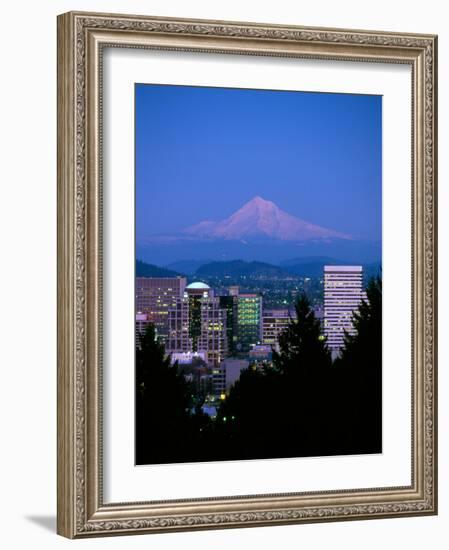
[
  {"left": 135, "top": 277, "right": 187, "bottom": 341},
  {"left": 166, "top": 282, "right": 228, "bottom": 366},
  {"left": 211, "top": 365, "right": 226, "bottom": 396},
  {"left": 324, "top": 265, "right": 366, "bottom": 357},
  {"left": 262, "top": 308, "right": 293, "bottom": 352},
  {"left": 218, "top": 294, "right": 238, "bottom": 354},
  {"left": 228, "top": 285, "right": 240, "bottom": 297},
  {"left": 222, "top": 358, "right": 249, "bottom": 391},
  {"left": 197, "top": 298, "right": 228, "bottom": 366},
  {"left": 166, "top": 298, "right": 191, "bottom": 353},
  {"left": 135, "top": 312, "right": 150, "bottom": 348},
  {"left": 236, "top": 293, "right": 262, "bottom": 352}
]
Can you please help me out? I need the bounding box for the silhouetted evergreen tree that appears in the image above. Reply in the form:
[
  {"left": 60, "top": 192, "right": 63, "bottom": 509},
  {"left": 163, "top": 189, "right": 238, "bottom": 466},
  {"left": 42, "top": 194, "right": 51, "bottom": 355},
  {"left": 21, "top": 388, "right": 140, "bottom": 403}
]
[
  {"left": 272, "top": 293, "right": 332, "bottom": 375},
  {"left": 338, "top": 276, "right": 382, "bottom": 370},
  {"left": 217, "top": 293, "right": 335, "bottom": 459},
  {"left": 273, "top": 293, "right": 335, "bottom": 455},
  {"left": 216, "top": 364, "right": 284, "bottom": 459},
  {"left": 333, "top": 276, "right": 382, "bottom": 453},
  {"left": 136, "top": 323, "right": 195, "bottom": 464}
]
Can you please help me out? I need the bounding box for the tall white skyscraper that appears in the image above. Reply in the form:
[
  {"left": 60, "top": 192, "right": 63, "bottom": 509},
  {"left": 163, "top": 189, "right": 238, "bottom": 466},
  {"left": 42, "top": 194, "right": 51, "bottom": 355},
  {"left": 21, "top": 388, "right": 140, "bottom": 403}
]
[{"left": 324, "top": 266, "right": 366, "bottom": 357}]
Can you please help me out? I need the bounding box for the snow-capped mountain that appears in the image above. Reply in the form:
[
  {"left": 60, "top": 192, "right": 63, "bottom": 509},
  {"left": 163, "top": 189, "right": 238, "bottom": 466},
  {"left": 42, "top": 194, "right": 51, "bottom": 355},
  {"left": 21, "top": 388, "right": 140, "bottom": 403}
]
[{"left": 182, "top": 196, "right": 352, "bottom": 242}]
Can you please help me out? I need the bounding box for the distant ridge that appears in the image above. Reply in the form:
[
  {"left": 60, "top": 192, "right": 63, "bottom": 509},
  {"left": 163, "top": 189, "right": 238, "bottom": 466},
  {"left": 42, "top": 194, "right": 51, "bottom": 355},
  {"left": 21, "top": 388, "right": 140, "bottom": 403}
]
[
  {"left": 135, "top": 257, "right": 381, "bottom": 281},
  {"left": 166, "top": 259, "right": 212, "bottom": 275},
  {"left": 195, "top": 260, "right": 293, "bottom": 278},
  {"left": 280, "top": 256, "right": 344, "bottom": 267},
  {"left": 279, "top": 257, "right": 381, "bottom": 280},
  {"left": 136, "top": 259, "right": 184, "bottom": 278},
  {"left": 279, "top": 256, "right": 346, "bottom": 278},
  {"left": 192, "top": 257, "right": 381, "bottom": 280}
]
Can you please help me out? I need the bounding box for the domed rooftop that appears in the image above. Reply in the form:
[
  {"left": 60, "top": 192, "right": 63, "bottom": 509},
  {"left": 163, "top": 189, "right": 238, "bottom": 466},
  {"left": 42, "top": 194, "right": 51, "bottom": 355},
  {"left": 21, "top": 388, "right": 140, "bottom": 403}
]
[{"left": 185, "top": 281, "right": 210, "bottom": 290}]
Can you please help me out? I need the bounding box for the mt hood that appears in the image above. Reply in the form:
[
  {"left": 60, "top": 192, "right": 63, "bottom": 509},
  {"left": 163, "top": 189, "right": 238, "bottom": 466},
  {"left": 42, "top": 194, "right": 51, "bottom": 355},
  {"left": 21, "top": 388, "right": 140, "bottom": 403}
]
[{"left": 182, "top": 196, "right": 351, "bottom": 242}]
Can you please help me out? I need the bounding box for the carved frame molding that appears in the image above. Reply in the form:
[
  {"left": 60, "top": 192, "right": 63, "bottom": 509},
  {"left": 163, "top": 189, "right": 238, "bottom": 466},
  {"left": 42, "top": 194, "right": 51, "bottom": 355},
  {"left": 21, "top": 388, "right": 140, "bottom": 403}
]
[{"left": 57, "top": 11, "right": 437, "bottom": 538}]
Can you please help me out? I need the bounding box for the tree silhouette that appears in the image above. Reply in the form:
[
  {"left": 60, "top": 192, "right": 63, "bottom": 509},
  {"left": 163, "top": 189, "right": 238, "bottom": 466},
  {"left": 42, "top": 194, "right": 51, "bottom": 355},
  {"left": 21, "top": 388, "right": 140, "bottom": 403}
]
[
  {"left": 272, "top": 293, "right": 332, "bottom": 376},
  {"left": 272, "top": 292, "right": 335, "bottom": 455},
  {"left": 217, "top": 293, "right": 335, "bottom": 459},
  {"left": 338, "top": 275, "right": 382, "bottom": 370},
  {"left": 135, "top": 323, "right": 195, "bottom": 464},
  {"left": 216, "top": 364, "right": 284, "bottom": 460},
  {"left": 332, "top": 276, "right": 382, "bottom": 453}
]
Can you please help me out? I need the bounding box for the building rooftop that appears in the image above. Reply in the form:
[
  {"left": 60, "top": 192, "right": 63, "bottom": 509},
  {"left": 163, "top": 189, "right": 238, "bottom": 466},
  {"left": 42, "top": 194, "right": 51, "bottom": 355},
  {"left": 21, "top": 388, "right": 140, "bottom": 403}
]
[
  {"left": 324, "top": 265, "right": 363, "bottom": 272},
  {"left": 263, "top": 309, "right": 292, "bottom": 316},
  {"left": 185, "top": 281, "right": 210, "bottom": 290}
]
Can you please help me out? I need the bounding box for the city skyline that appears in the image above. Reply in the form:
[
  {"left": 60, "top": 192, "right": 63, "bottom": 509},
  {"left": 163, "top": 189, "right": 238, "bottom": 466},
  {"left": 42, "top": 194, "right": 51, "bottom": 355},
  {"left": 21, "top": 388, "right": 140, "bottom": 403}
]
[
  {"left": 135, "top": 262, "right": 371, "bottom": 427},
  {"left": 136, "top": 263, "right": 367, "bottom": 367}
]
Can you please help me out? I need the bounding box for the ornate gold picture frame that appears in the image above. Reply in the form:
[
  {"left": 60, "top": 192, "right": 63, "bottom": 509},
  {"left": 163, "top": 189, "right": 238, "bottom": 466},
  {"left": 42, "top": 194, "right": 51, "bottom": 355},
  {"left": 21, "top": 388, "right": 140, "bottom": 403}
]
[{"left": 57, "top": 11, "right": 437, "bottom": 538}]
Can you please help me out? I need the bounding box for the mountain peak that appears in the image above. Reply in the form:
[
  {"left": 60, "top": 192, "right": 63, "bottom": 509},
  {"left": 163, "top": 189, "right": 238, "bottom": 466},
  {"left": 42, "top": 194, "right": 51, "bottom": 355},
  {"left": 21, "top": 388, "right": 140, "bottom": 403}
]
[
  {"left": 243, "top": 196, "right": 276, "bottom": 209},
  {"left": 249, "top": 195, "right": 272, "bottom": 205},
  {"left": 182, "top": 197, "right": 352, "bottom": 242}
]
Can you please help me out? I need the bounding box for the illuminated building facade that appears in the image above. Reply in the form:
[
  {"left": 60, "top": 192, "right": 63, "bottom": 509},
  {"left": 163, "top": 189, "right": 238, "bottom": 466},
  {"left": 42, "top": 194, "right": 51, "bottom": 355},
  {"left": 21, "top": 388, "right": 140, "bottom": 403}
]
[
  {"left": 324, "top": 265, "right": 366, "bottom": 357},
  {"left": 262, "top": 308, "right": 292, "bottom": 352},
  {"left": 135, "top": 277, "right": 187, "bottom": 341},
  {"left": 135, "top": 312, "right": 150, "bottom": 347},
  {"left": 212, "top": 365, "right": 226, "bottom": 395},
  {"left": 166, "top": 282, "right": 228, "bottom": 366},
  {"left": 236, "top": 293, "right": 262, "bottom": 352},
  {"left": 218, "top": 295, "right": 238, "bottom": 354},
  {"left": 166, "top": 299, "right": 191, "bottom": 353}
]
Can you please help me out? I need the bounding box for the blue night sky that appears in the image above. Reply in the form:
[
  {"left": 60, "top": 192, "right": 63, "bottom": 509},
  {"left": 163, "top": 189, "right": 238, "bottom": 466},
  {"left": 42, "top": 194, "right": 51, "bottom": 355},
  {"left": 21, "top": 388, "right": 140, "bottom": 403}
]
[{"left": 135, "top": 84, "right": 382, "bottom": 242}]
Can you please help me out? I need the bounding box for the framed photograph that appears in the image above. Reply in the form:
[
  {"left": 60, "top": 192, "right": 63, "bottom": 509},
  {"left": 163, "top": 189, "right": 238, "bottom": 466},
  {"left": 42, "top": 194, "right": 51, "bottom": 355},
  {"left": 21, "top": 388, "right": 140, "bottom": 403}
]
[{"left": 57, "top": 11, "right": 438, "bottom": 538}]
